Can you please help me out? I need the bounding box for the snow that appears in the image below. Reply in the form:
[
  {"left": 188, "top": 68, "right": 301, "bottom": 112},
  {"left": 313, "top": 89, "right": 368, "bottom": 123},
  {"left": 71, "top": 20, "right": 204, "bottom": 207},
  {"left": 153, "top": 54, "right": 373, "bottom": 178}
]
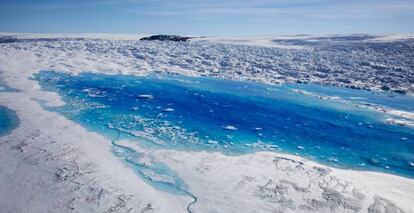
[
  {"left": 1, "top": 33, "right": 414, "bottom": 212},
  {"left": 0, "top": 50, "right": 190, "bottom": 212},
  {"left": 122, "top": 137, "right": 414, "bottom": 212}
]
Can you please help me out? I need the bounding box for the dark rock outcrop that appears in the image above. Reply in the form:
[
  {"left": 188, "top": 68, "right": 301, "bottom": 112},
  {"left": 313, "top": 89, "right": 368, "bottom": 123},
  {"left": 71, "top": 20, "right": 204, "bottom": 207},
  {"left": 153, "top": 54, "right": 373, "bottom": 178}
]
[
  {"left": 0, "top": 36, "right": 18, "bottom": 43},
  {"left": 140, "top": 35, "right": 191, "bottom": 42}
]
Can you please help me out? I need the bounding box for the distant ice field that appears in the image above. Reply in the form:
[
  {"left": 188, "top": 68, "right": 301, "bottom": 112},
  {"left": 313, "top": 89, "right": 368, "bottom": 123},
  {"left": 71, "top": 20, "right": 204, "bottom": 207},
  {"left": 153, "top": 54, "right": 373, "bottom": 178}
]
[{"left": 2, "top": 34, "right": 413, "bottom": 94}]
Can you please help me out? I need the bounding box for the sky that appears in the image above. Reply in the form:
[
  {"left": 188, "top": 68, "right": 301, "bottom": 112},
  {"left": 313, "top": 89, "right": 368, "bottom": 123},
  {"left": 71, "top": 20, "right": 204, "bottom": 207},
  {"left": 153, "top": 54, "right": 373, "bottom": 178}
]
[{"left": 0, "top": 0, "right": 413, "bottom": 36}]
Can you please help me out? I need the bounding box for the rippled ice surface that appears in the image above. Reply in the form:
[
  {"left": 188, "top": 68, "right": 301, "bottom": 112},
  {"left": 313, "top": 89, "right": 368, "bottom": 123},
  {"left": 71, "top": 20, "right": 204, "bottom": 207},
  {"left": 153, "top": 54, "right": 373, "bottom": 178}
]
[{"left": 34, "top": 71, "right": 414, "bottom": 180}]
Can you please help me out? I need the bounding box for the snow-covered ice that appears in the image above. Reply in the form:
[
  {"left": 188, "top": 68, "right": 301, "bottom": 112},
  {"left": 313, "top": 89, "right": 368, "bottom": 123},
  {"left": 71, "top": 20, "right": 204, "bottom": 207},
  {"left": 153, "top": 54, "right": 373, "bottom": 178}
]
[{"left": 1, "top": 33, "right": 414, "bottom": 213}]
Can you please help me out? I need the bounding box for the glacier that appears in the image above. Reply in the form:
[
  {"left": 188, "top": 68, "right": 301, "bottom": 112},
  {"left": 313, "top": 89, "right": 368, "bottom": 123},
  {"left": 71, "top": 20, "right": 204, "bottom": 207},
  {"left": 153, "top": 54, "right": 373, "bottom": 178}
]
[{"left": 1, "top": 33, "right": 414, "bottom": 213}]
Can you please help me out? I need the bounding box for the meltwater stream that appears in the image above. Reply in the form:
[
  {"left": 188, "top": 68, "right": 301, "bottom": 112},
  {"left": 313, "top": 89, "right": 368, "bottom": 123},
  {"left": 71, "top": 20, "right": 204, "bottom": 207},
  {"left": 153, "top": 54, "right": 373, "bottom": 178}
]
[{"left": 34, "top": 71, "right": 414, "bottom": 195}]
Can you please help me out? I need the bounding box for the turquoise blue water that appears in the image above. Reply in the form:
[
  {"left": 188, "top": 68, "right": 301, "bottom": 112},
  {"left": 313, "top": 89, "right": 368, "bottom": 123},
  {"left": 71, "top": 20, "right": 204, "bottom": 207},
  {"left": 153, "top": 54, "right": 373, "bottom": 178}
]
[
  {"left": 33, "top": 71, "right": 414, "bottom": 182},
  {"left": 0, "top": 106, "right": 19, "bottom": 137}
]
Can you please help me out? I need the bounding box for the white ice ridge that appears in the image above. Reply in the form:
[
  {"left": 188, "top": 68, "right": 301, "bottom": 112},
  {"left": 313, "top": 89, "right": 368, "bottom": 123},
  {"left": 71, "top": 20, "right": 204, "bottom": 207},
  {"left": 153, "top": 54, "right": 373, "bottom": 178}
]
[{"left": 0, "top": 33, "right": 414, "bottom": 212}]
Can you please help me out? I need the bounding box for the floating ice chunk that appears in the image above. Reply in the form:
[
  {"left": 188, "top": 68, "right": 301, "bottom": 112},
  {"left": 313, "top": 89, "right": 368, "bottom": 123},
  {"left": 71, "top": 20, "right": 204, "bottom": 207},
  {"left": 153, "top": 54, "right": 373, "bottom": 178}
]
[
  {"left": 223, "top": 125, "right": 238, "bottom": 131},
  {"left": 82, "top": 88, "right": 105, "bottom": 97},
  {"left": 248, "top": 141, "right": 280, "bottom": 150},
  {"left": 163, "top": 108, "right": 175, "bottom": 112},
  {"left": 291, "top": 89, "right": 313, "bottom": 96},
  {"left": 329, "top": 157, "right": 339, "bottom": 162},
  {"left": 207, "top": 140, "right": 218, "bottom": 145},
  {"left": 138, "top": 94, "right": 154, "bottom": 99},
  {"left": 226, "top": 134, "right": 234, "bottom": 139}
]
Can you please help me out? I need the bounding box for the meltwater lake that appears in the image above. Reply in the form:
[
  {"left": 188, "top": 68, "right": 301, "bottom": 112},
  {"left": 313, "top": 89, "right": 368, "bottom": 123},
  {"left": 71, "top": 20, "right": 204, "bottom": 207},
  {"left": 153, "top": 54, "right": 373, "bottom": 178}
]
[
  {"left": 0, "top": 106, "right": 19, "bottom": 137},
  {"left": 34, "top": 71, "right": 414, "bottom": 179}
]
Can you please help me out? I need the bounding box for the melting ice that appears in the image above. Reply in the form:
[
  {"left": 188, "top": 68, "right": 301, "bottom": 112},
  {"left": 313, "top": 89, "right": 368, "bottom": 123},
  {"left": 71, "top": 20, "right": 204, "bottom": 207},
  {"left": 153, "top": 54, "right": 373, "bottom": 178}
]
[
  {"left": 34, "top": 71, "right": 414, "bottom": 180},
  {"left": 0, "top": 106, "right": 19, "bottom": 137}
]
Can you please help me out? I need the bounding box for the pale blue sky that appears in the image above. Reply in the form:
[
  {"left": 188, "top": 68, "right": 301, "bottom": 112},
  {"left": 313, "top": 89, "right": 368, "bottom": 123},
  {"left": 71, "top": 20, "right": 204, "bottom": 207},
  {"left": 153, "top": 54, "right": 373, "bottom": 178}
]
[{"left": 0, "top": 0, "right": 413, "bottom": 35}]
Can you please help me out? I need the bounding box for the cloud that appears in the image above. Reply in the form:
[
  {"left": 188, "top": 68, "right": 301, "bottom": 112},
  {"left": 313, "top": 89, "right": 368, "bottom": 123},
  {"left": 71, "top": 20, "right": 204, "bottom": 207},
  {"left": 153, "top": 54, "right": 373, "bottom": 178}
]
[
  {"left": 6, "top": 0, "right": 122, "bottom": 10},
  {"left": 127, "top": 0, "right": 414, "bottom": 22},
  {"left": 6, "top": 0, "right": 414, "bottom": 23}
]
